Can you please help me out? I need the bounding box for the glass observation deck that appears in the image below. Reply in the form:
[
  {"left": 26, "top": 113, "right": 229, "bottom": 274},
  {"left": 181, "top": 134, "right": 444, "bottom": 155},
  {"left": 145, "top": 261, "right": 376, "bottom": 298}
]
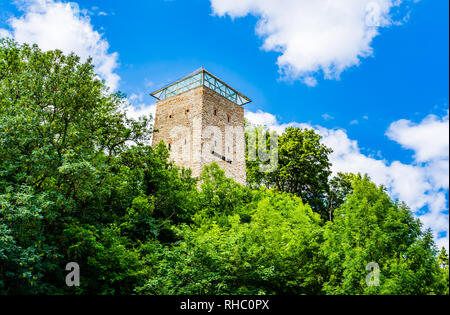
[{"left": 150, "top": 68, "right": 251, "bottom": 106}]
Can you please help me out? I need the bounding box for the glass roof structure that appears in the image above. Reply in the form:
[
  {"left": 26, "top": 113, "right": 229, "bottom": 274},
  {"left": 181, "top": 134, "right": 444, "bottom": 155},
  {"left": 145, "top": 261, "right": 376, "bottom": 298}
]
[{"left": 150, "top": 68, "right": 251, "bottom": 106}]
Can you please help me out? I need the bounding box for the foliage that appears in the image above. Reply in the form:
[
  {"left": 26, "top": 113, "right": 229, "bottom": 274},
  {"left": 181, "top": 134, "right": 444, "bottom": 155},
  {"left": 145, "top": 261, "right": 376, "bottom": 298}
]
[
  {"left": 137, "top": 175, "right": 323, "bottom": 295},
  {"left": 246, "top": 126, "right": 333, "bottom": 219},
  {"left": 321, "top": 176, "right": 445, "bottom": 295},
  {"left": 326, "top": 173, "right": 355, "bottom": 221},
  {"left": 438, "top": 247, "right": 449, "bottom": 295},
  {"left": 0, "top": 39, "right": 447, "bottom": 295}
]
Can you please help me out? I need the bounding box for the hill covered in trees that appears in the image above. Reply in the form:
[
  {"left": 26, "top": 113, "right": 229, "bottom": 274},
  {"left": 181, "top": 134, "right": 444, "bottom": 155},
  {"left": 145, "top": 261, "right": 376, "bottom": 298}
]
[{"left": 0, "top": 39, "right": 448, "bottom": 295}]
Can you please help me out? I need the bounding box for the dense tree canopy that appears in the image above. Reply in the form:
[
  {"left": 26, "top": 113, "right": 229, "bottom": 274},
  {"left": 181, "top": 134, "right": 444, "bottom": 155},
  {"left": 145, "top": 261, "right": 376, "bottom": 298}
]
[
  {"left": 321, "top": 176, "right": 446, "bottom": 294},
  {"left": 246, "top": 126, "right": 332, "bottom": 219},
  {"left": 0, "top": 39, "right": 448, "bottom": 295}
]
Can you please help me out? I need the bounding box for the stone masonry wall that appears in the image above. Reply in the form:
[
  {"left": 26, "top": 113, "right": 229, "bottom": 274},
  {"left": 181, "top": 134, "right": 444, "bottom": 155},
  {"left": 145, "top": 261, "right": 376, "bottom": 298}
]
[
  {"left": 201, "top": 86, "right": 246, "bottom": 185},
  {"left": 152, "top": 87, "right": 203, "bottom": 175},
  {"left": 152, "top": 85, "right": 246, "bottom": 185}
]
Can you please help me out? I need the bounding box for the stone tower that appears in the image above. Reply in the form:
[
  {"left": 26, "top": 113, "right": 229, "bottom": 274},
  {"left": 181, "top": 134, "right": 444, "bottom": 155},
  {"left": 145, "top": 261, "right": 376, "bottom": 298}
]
[{"left": 150, "top": 68, "right": 251, "bottom": 185}]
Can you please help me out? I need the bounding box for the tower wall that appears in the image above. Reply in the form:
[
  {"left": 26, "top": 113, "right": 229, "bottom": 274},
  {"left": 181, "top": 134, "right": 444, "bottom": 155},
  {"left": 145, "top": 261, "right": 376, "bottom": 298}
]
[
  {"left": 201, "top": 86, "right": 246, "bottom": 185},
  {"left": 152, "top": 85, "right": 246, "bottom": 185}
]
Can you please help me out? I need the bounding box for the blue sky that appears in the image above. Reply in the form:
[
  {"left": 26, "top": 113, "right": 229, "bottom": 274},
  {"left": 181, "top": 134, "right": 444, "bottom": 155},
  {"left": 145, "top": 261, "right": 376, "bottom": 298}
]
[{"left": 0, "top": 0, "right": 448, "bottom": 248}]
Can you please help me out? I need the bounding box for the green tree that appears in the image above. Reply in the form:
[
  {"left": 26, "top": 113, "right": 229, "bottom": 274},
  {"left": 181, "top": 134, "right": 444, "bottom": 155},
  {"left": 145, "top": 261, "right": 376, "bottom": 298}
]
[
  {"left": 0, "top": 186, "right": 59, "bottom": 294},
  {"left": 325, "top": 173, "right": 355, "bottom": 221},
  {"left": 438, "top": 247, "right": 449, "bottom": 269},
  {"left": 1, "top": 38, "right": 447, "bottom": 296},
  {"left": 197, "top": 163, "right": 255, "bottom": 223},
  {"left": 0, "top": 39, "right": 152, "bottom": 294},
  {"left": 246, "top": 127, "right": 332, "bottom": 219},
  {"left": 321, "top": 176, "right": 445, "bottom": 295},
  {"left": 438, "top": 247, "right": 449, "bottom": 295},
  {"left": 136, "top": 176, "right": 324, "bottom": 295}
]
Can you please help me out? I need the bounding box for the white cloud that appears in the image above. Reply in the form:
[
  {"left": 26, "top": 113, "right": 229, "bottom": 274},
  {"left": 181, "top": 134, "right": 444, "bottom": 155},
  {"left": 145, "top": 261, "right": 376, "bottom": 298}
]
[
  {"left": 245, "top": 110, "right": 278, "bottom": 128},
  {"left": 386, "top": 112, "right": 449, "bottom": 163},
  {"left": 245, "top": 109, "right": 449, "bottom": 250},
  {"left": 0, "top": 29, "right": 12, "bottom": 38},
  {"left": 1, "top": 0, "right": 120, "bottom": 91},
  {"left": 125, "top": 104, "right": 157, "bottom": 121},
  {"left": 322, "top": 113, "right": 335, "bottom": 121},
  {"left": 124, "top": 93, "right": 156, "bottom": 121},
  {"left": 210, "top": 0, "right": 413, "bottom": 85}
]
